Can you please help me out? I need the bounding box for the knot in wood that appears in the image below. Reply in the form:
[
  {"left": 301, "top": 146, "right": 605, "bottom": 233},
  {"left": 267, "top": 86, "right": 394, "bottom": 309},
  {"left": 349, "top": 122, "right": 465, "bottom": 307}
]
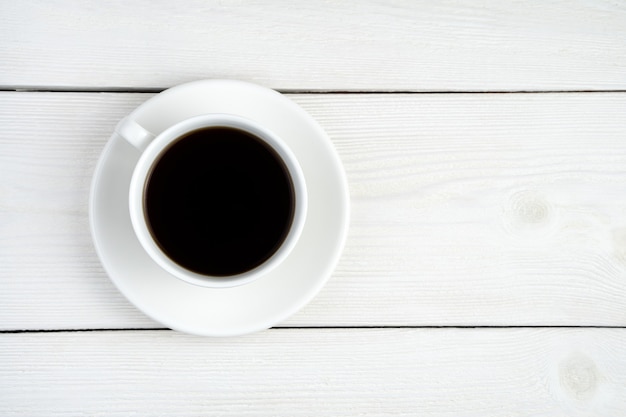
[
  {"left": 503, "top": 191, "right": 555, "bottom": 239},
  {"left": 559, "top": 354, "right": 599, "bottom": 401},
  {"left": 511, "top": 191, "right": 551, "bottom": 225}
]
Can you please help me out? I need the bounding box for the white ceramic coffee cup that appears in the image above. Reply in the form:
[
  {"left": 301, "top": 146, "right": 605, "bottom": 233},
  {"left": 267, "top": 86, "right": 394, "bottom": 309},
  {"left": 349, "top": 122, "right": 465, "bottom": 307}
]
[{"left": 116, "top": 114, "right": 307, "bottom": 288}]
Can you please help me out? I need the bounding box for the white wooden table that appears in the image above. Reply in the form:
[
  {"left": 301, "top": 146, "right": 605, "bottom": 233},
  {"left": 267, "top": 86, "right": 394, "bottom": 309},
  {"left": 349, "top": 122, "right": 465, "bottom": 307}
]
[{"left": 2, "top": 1, "right": 626, "bottom": 415}]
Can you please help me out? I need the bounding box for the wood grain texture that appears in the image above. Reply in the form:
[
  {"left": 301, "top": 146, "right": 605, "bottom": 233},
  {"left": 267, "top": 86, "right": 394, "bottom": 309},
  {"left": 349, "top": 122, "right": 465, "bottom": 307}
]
[
  {"left": 1, "top": 92, "right": 626, "bottom": 329},
  {"left": 1, "top": 0, "right": 625, "bottom": 91},
  {"left": 1, "top": 328, "right": 625, "bottom": 416}
]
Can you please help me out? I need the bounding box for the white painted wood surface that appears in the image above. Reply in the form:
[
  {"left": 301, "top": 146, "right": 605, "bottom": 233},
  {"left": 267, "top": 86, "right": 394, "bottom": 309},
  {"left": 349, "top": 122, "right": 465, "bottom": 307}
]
[
  {"left": 2, "top": 1, "right": 626, "bottom": 415},
  {"left": 2, "top": 329, "right": 626, "bottom": 416},
  {"left": 1, "top": 0, "right": 625, "bottom": 91},
  {"left": 2, "top": 92, "right": 626, "bottom": 329}
]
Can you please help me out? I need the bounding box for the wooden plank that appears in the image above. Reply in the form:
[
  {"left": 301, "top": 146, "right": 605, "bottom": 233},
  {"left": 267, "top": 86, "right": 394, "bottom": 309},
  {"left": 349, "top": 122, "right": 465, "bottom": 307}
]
[
  {"left": 1, "top": 92, "right": 626, "bottom": 330},
  {"left": 1, "top": 328, "right": 625, "bottom": 416},
  {"left": 1, "top": 1, "right": 625, "bottom": 91}
]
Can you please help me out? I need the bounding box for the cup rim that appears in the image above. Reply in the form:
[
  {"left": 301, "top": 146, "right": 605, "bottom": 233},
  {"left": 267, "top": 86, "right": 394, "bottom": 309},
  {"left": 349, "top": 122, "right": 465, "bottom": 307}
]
[{"left": 128, "top": 113, "right": 307, "bottom": 288}]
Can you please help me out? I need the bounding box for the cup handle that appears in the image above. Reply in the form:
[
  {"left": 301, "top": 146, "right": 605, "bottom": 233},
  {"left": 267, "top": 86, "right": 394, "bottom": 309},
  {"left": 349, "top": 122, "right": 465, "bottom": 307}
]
[{"left": 115, "top": 117, "right": 156, "bottom": 152}]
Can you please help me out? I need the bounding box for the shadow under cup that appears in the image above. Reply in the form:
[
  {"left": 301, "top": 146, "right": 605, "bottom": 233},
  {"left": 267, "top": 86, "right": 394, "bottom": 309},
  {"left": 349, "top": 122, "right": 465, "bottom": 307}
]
[{"left": 142, "top": 124, "right": 301, "bottom": 283}]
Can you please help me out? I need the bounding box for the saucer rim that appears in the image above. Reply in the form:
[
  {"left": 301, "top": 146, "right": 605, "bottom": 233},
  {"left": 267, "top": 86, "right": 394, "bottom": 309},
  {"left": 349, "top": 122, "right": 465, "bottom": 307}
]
[{"left": 89, "top": 79, "right": 350, "bottom": 336}]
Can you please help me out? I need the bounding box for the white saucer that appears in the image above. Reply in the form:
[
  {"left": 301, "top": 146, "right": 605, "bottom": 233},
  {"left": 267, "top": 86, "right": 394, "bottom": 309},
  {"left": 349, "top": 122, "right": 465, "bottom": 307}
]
[{"left": 89, "top": 80, "right": 350, "bottom": 336}]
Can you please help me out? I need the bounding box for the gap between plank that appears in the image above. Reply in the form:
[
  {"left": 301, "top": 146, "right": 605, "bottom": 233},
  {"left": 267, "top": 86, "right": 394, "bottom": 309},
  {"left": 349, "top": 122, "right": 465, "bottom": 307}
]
[
  {"left": 1, "top": 87, "right": 626, "bottom": 94},
  {"left": 1, "top": 325, "right": 625, "bottom": 334}
]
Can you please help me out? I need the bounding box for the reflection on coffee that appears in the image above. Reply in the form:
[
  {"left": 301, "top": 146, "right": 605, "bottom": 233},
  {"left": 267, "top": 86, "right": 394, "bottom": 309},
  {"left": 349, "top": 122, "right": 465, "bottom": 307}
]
[{"left": 145, "top": 127, "right": 295, "bottom": 276}]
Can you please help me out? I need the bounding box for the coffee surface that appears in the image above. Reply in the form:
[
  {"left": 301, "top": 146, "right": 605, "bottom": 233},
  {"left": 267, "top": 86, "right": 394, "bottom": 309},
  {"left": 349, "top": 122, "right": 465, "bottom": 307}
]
[{"left": 145, "top": 127, "right": 295, "bottom": 276}]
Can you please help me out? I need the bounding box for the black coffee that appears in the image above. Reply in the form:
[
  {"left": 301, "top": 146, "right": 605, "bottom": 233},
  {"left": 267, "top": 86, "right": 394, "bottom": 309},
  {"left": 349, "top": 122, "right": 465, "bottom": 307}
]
[{"left": 145, "top": 127, "right": 295, "bottom": 276}]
